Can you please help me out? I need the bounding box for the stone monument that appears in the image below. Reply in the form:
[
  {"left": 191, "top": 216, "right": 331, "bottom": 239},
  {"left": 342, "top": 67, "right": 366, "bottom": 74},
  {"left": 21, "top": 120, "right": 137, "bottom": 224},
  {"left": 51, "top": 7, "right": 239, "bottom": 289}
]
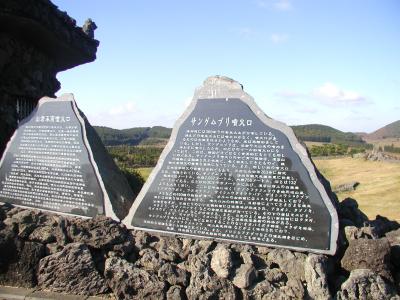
[
  {"left": 0, "top": 94, "right": 135, "bottom": 221},
  {"left": 124, "top": 76, "right": 338, "bottom": 254}
]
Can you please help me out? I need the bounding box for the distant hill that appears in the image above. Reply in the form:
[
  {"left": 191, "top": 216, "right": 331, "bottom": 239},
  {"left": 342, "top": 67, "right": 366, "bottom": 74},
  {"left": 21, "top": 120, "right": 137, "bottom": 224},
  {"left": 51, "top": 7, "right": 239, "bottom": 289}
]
[
  {"left": 95, "top": 124, "right": 368, "bottom": 146},
  {"left": 365, "top": 120, "right": 400, "bottom": 140},
  {"left": 353, "top": 132, "right": 368, "bottom": 139},
  {"left": 94, "top": 126, "right": 172, "bottom": 146},
  {"left": 291, "top": 124, "right": 365, "bottom": 145}
]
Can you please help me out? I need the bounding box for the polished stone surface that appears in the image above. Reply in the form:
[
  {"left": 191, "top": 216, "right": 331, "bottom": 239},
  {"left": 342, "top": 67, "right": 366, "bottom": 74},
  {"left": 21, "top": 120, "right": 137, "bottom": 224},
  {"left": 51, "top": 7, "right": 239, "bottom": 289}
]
[
  {"left": 0, "top": 94, "right": 134, "bottom": 220},
  {"left": 124, "top": 76, "right": 338, "bottom": 255}
]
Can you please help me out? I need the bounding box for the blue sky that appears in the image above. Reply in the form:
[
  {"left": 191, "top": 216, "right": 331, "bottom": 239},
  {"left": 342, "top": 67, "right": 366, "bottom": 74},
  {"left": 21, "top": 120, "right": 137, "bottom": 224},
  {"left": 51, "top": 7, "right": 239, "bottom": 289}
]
[{"left": 53, "top": 0, "right": 400, "bottom": 133}]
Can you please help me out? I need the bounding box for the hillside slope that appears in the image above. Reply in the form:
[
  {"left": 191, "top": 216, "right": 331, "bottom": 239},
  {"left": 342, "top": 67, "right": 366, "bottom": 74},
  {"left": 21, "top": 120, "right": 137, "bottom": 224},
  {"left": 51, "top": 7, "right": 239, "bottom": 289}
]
[
  {"left": 94, "top": 124, "right": 367, "bottom": 146},
  {"left": 291, "top": 124, "right": 365, "bottom": 145},
  {"left": 94, "top": 126, "right": 172, "bottom": 146},
  {"left": 366, "top": 120, "right": 400, "bottom": 140}
]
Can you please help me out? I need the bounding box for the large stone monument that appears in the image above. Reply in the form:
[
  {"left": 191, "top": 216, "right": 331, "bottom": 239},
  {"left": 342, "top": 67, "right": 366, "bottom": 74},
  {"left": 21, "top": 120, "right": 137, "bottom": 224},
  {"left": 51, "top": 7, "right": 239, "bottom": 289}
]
[
  {"left": 0, "top": 94, "right": 135, "bottom": 221},
  {"left": 124, "top": 76, "right": 339, "bottom": 254}
]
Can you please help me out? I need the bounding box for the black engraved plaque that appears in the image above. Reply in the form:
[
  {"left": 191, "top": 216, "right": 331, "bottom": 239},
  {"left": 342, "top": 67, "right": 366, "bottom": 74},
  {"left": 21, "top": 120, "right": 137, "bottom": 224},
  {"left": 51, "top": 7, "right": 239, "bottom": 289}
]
[
  {"left": 0, "top": 97, "right": 104, "bottom": 217},
  {"left": 124, "top": 77, "right": 338, "bottom": 254}
]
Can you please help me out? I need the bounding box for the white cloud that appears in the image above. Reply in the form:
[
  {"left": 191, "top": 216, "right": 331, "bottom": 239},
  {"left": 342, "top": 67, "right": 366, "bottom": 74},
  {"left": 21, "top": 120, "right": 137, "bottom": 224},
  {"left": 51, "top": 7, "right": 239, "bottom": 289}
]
[
  {"left": 109, "top": 101, "right": 138, "bottom": 115},
  {"left": 257, "top": 0, "right": 293, "bottom": 11},
  {"left": 312, "top": 82, "right": 365, "bottom": 103},
  {"left": 270, "top": 33, "right": 289, "bottom": 44},
  {"left": 275, "top": 82, "right": 368, "bottom": 106},
  {"left": 274, "top": 0, "right": 292, "bottom": 11}
]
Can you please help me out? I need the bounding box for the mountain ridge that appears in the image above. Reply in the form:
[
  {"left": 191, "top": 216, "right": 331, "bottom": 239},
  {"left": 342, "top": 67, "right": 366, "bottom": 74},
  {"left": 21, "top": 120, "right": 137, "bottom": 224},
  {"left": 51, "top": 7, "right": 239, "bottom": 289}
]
[
  {"left": 93, "top": 123, "right": 373, "bottom": 146},
  {"left": 365, "top": 120, "right": 400, "bottom": 140}
]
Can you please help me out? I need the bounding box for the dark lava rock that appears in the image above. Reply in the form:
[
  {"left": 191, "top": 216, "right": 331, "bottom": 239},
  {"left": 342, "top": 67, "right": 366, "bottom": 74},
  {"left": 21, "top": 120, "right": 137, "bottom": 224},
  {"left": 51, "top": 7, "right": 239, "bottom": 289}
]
[
  {"left": 386, "top": 228, "right": 400, "bottom": 246},
  {"left": 37, "top": 243, "right": 108, "bottom": 295},
  {"left": 386, "top": 229, "right": 400, "bottom": 269},
  {"left": 338, "top": 198, "right": 369, "bottom": 227},
  {"left": 158, "top": 263, "right": 189, "bottom": 286},
  {"left": 232, "top": 263, "right": 257, "bottom": 289},
  {"left": 245, "top": 280, "right": 275, "bottom": 299},
  {"left": 104, "top": 256, "right": 166, "bottom": 300},
  {"left": 211, "top": 244, "right": 233, "bottom": 279},
  {"left": 333, "top": 181, "right": 359, "bottom": 193},
  {"left": 267, "top": 249, "right": 306, "bottom": 281},
  {"left": 157, "top": 235, "right": 184, "bottom": 259},
  {"left": 0, "top": 237, "right": 45, "bottom": 288},
  {"left": 264, "top": 278, "right": 305, "bottom": 300},
  {"left": 67, "top": 216, "right": 131, "bottom": 251},
  {"left": 304, "top": 254, "right": 331, "bottom": 300},
  {"left": 137, "top": 247, "right": 165, "bottom": 272},
  {"left": 167, "top": 285, "right": 185, "bottom": 300},
  {"left": 341, "top": 238, "right": 392, "bottom": 281},
  {"left": 369, "top": 215, "right": 400, "bottom": 237},
  {"left": 344, "top": 225, "right": 380, "bottom": 241},
  {"left": 185, "top": 252, "right": 237, "bottom": 300},
  {"left": 28, "top": 216, "right": 68, "bottom": 246},
  {"left": 336, "top": 269, "right": 398, "bottom": 300}
]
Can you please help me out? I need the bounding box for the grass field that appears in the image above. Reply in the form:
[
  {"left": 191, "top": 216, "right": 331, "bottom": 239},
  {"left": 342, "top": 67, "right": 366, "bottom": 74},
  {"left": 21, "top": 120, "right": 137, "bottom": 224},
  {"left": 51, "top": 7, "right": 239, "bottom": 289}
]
[
  {"left": 314, "top": 157, "right": 400, "bottom": 222},
  {"left": 364, "top": 137, "right": 400, "bottom": 148},
  {"left": 135, "top": 167, "right": 153, "bottom": 181}
]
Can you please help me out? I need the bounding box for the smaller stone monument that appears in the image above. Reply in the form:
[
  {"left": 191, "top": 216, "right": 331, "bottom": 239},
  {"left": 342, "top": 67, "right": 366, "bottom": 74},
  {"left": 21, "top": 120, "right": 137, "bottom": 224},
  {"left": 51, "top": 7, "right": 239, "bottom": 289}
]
[
  {"left": 0, "top": 94, "right": 135, "bottom": 221},
  {"left": 124, "top": 76, "right": 339, "bottom": 255}
]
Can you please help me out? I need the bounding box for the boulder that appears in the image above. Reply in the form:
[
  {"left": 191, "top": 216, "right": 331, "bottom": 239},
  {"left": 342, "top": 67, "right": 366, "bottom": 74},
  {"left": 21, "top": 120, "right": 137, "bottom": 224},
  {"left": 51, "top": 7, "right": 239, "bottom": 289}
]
[
  {"left": 267, "top": 249, "right": 306, "bottom": 281},
  {"left": 344, "top": 225, "right": 380, "bottom": 241},
  {"left": 37, "top": 243, "right": 107, "bottom": 295},
  {"left": 167, "top": 285, "right": 185, "bottom": 300},
  {"left": 336, "top": 269, "right": 398, "bottom": 300},
  {"left": 211, "top": 244, "right": 233, "bottom": 279},
  {"left": 262, "top": 278, "right": 305, "bottom": 300},
  {"left": 386, "top": 229, "right": 400, "bottom": 269},
  {"left": 338, "top": 198, "right": 368, "bottom": 227},
  {"left": 232, "top": 264, "right": 257, "bottom": 289},
  {"left": 386, "top": 228, "right": 400, "bottom": 246},
  {"left": 369, "top": 215, "right": 400, "bottom": 237},
  {"left": 245, "top": 280, "right": 275, "bottom": 300},
  {"left": 157, "top": 235, "right": 184, "bottom": 260},
  {"left": 333, "top": 181, "right": 359, "bottom": 193},
  {"left": 158, "top": 263, "right": 189, "bottom": 286},
  {"left": 186, "top": 251, "right": 237, "bottom": 299},
  {"left": 66, "top": 216, "right": 130, "bottom": 251},
  {"left": 104, "top": 256, "right": 165, "bottom": 299},
  {"left": 264, "top": 268, "right": 286, "bottom": 285},
  {"left": 191, "top": 239, "right": 216, "bottom": 256},
  {"left": 0, "top": 237, "right": 45, "bottom": 288},
  {"left": 341, "top": 238, "right": 392, "bottom": 281},
  {"left": 137, "top": 247, "right": 165, "bottom": 272},
  {"left": 305, "top": 254, "right": 331, "bottom": 300}
]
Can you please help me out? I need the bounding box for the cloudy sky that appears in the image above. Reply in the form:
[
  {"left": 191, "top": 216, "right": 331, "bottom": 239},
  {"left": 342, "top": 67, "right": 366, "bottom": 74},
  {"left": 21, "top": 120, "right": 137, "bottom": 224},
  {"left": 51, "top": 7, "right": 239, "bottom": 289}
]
[{"left": 53, "top": 0, "right": 399, "bottom": 133}]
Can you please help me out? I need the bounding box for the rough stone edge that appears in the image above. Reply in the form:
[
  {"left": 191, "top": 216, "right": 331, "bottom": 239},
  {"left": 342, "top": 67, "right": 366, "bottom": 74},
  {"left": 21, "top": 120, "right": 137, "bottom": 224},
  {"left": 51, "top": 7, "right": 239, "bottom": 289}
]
[
  {"left": 123, "top": 76, "right": 339, "bottom": 255},
  {"left": 0, "top": 285, "right": 114, "bottom": 300},
  {"left": 0, "top": 94, "right": 119, "bottom": 221}
]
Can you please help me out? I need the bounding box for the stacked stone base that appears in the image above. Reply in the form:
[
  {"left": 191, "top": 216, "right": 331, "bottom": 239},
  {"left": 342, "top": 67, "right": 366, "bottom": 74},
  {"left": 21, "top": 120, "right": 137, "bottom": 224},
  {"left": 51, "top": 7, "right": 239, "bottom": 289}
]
[{"left": 0, "top": 200, "right": 399, "bottom": 300}]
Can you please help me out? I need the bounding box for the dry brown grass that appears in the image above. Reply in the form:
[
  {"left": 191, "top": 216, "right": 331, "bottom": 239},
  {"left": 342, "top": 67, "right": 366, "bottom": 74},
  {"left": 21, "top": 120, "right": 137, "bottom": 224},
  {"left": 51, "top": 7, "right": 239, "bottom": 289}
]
[
  {"left": 364, "top": 137, "right": 400, "bottom": 147},
  {"left": 314, "top": 157, "right": 400, "bottom": 222}
]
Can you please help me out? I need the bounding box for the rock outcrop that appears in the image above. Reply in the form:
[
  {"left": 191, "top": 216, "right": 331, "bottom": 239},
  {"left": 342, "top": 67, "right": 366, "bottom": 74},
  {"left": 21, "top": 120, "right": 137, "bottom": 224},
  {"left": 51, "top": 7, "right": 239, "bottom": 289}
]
[
  {"left": 0, "top": 0, "right": 99, "bottom": 156},
  {"left": 0, "top": 202, "right": 399, "bottom": 299}
]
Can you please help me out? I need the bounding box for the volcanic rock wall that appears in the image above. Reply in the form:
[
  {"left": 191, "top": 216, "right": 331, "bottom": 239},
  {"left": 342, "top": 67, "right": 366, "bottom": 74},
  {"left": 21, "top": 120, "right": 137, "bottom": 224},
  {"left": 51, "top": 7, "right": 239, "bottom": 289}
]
[{"left": 0, "top": 199, "right": 399, "bottom": 299}]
